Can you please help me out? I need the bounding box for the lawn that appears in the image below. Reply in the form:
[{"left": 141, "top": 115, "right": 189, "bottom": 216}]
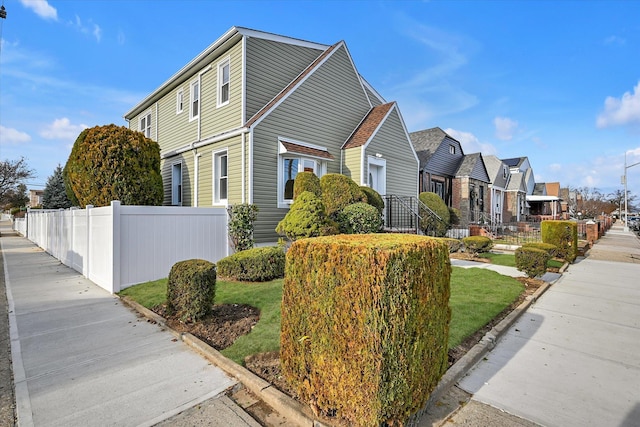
[
  {"left": 119, "top": 267, "right": 523, "bottom": 364},
  {"left": 481, "top": 252, "right": 564, "bottom": 269}
]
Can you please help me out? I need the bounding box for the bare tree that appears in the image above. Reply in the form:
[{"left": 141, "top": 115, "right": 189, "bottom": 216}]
[
  {"left": 0, "top": 157, "right": 35, "bottom": 208},
  {"left": 572, "top": 186, "right": 616, "bottom": 218},
  {"left": 608, "top": 189, "right": 636, "bottom": 215}
]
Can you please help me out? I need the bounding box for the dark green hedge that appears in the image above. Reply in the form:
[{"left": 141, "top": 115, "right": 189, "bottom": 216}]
[
  {"left": 336, "top": 202, "right": 382, "bottom": 234},
  {"left": 166, "top": 259, "right": 216, "bottom": 322},
  {"left": 541, "top": 220, "right": 578, "bottom": 263},
  {"left": 281, "top": 234, "right": 451, "bottom": 426},
  {"left": 434, "top": 237, "right": 462, "bottom": 253},
  {"left": 515, "top": 247, "right": 550, "bottom": 278},
  {"left": 360, "top": 186, "right": 384, "bottom": 214},
  {"left": 419, "top": 192, "right": 450, "bottom": 237},
  {"left": 217, "top": 246, "right": 285, "bottom": 282},
  {"left": 462, "top": 236, "right": 493, "bottom": 255}
]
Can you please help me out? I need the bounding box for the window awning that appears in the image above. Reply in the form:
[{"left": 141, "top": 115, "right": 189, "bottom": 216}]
[
  {"left": 279, "top": 140, "right": 334, "bottom": 161},
  {"left": 526, "top": 195, "right": 562, "bottom": 202}
]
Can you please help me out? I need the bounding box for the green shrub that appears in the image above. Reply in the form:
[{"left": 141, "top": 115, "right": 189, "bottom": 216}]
[
  {"left": 435, "top": 237, "right": 462, "bottom": 253},
  {"left": 462, "top": 236, "right": 493, "bottom": 256},
  {"left": 419, "top": 192, "right": 450, "bottom": 237},
  {"left": 166, "top": 259, "right": 216, "bottom": 322},
  {"left": 281, "top": 234, "right": 450, "bottom": 426},
  {"left": 320, "top": 174, "right": 366, "bottom": 217},
  {"left": 275, "top": 191, "right": 338, "bottom": 241},
  {"left": 521, "top": 242, "right": 558, "bottom": 258},
  {"left": 337, "top": 202, "right": 382, "bottom": 234},
  {"left": 360, "top": 186, "right": 384, "bottom": 214},
  {"left": 448, "top": 207, "right": 461, "bottom": 226},
  {"left": 63, "top": 124, "right": 163, "bottom": 207},
  {"left": 217, "top": 246, "right": 285, "bottom": 282},
  {"left": 515, "top": 247, "right": 550, "bottom": 278},
  {"left": 228, "top": 203, "right": 259, "bottom": 252},
  {"left": 541, "top": 220, "right": 578, "bottom": 263},
  {"left": 293, "top": 171, "right": 321, "bottom": 200}
]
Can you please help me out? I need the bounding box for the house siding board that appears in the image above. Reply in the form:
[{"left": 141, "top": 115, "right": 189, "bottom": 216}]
[
  {"left": 364, "top": 109, "right": 418, "bottom": 197},
  {"left": 364, "top": 85, "right": 382, "bottom": 107},
  {"left": 161, "top": 155, "right": 193, "bottom": 206},
  {"left": 425, "top": 137, "right": 464, "bottom": 177},
  {"left": 157, "top": 84, "right": 197, "bottom": 154},
  {"left": 196, "top": 134, "right": 243, "bottom": 206},
  {"left": 343, "top": 148, "right": 361, "bottom": 183},
  {"left": 201, "top": 41, "right": 244, "bottom": 136},
  {"left": 245, "top": 37, "right": 324, "bottom": 120}
]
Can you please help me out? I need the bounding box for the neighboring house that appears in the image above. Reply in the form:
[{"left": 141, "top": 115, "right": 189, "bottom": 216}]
[
  {"left": 453, "top": 153, "right": 490, "bottom": 224},
  {"left": 29, "top": 189, "right": 44, "bottom": 208},
  {"left": 528, "top": 181, "right": 563, "bottom": 219},
  {"left": 409, "top": 127, "right": 464, "bottom": 207},
  {"left": 482, "top": 155, "right": 510, "bottom": 226},
  {"left": 502, "top": 157, "right": 535, "bottom": 222},
  {"left": 124, "top": 27, "right": 418, "bottom": 243}
]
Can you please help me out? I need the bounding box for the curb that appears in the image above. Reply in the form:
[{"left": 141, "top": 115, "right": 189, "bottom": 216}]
[{"left": 118, "top": 296, "right": 321, "bottom": 427}]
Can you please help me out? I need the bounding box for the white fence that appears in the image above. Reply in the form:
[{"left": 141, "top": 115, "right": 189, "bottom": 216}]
[
  {"left": 13, "top": 217, "right": 27, "bottom": 235},
  {"left": 23, "top": 201, "right": 229, "bottom": 293}
]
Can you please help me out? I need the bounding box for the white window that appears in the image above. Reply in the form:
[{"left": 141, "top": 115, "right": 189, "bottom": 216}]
[
  {"left": 279, "top": 156, "right": 326, "bottom": 207},
  {"left": 190, "top": 80, "right": 200, "bottom": 120},
  {"left": 218, "top": 59, "right": 230, "bottom": 107},
  {"left": 176, "top": 89, "right": 184, "bottom": 114},
  {"left": 172, "top": 163, "right": 182, "bottom": 206},
  {"left": 213, "top": 150, "right": 228, "bottom": 204},
  {"left": 449, "top": 144, "right": 456, "bottom": 155},
  {"left": 139, "top": 112, "right": 151, "bottom": 138}
]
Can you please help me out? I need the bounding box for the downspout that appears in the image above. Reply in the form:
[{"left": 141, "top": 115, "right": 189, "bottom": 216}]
[
  {"left": 241, "top": 132, "right": 246, "bottom": 203},
  {"left": 249, "top": 130, "right": 253, "bottom": 204},
  {"left": 194, "top": 151, "right": 201, "bottom": 207}
]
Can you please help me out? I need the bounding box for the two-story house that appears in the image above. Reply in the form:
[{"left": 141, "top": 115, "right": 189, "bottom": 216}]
[
  {"left": 483, "top": 155, "right": 510, "bottom": 226},
  {"left": 124, "top": 27, "right": 419, "bottom": 243},
  {"left": 502, "top": 157, "right": 535, "bottom": 222},
  {"left": 453, "top": 153, "right": 490, "bottom": 224}
]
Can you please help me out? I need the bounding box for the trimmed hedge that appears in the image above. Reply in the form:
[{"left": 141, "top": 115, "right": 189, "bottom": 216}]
[
  {"left": 336, "top": 202, "right": 382, "bottom": 234},
  {"left": 275, "top": 191, "right": 338, "bottom": 241},
  {"left": 435, "top": 237, "right": 462, "bottom": 253},
  {"left": 293, "top": 171, "right": 321, "bottom": 200},
  {"left": 462, "top": 236, "right": 493, "bottom": 255},
  {"left": 521, "top": 242, "right": 558, "bottom": 258},
  {"left": 419, "top": 192, "right": 450, "bottom": 237},
  {"left": 516, "top": 247, "right": 550, "bottom": 278},
  {"left": 217, "top": 246, "right": 285, "bottom": 282},
  {"left": 166, "top": 259, "right": 216, "bottom": 322},
  {"left": 320, "top": 173, "right": 366, "bottom": 217},
  {"left": 360, "top": 186, "right": 384, "bottom": 214},
  {"left": 541, "top": 220, "right": 578, "bottom": 263},
  {"left": 281, "top": 234, "right": 451, "bottom": 426}
]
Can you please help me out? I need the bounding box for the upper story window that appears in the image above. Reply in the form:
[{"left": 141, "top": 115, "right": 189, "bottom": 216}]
[
  {"left": 213, "top": 150, "right": 228, "bottom": 205},
  {"left": 449, "top": 144, "right": 456, "bottom": 155},
  {"left": 503, "top": 166, "right": 507, "bottom": 179},
  {"left": 218, "top": 59, "right": 230, "bottom": 107},
  {"left": 139, "top": 112, "right": 151, "bottom": 138},
  {"left": 171, "top": 162, "right": 182, "bottom": 206},
  {"left": 190, "top": 80, "right": 200, "bottom": 121},
  {"left": 176, "top": 89, "right": 184, "bottom": 114}
]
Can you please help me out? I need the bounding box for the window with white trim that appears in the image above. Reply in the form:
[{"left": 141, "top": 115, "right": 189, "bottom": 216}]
[
  {"left": 190, "top": 80, "right": 200, "bottom": 120},
  {"left": 171, "top": 163, "right": 182, "bottom": 206},
  {"left": 139, "top": 112, "right": 151, "bottom": 138},
  {"left": 218, "top": 59, "right": 230, "bottom": 107},
  {"left": 176, "top": 89, "right": 184, "bottom": 114},
  {"left": 279, "top": 156, "right": 325, "bottom": 207},
  {"left": 213, "top": 150, "right": 228, "bottom": 204},
  {"left": 449, "top": 144, "right": 456, "bottom": 155}
]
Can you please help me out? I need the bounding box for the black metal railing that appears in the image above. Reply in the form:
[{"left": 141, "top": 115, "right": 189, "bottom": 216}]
[{"left": 383, "top": 195, "right": 447, "bottom": 236}]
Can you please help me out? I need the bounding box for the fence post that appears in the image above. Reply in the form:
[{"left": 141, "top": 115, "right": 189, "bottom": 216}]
[
  {"left": 85, "top": 205, "right": 93, "bottom": 280},
  {"left": 111, "top": 201, "right": 121, "bottom": 293}
]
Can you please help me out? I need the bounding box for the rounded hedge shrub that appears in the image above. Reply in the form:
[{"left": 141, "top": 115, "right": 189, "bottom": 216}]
[
  {"left": 293, "top": 171, "right": 322, "bottom": 200},
  {"left": 434, "top": 237, "right": 462, "bottom": 253},
  {"left": 337, "top": 202, "right": 382, "bottom": 234},
  {"left": 515, "top": 247, "right": 550, "bottom": 278},
  {"left": 462, "top": 236, "right": 493, "bottom": 256},
  {"left": 320, "top": 174, "right": 366, "bottom": 217},
  {"left": 541, "top": 220, "right": 578, "bottom": 263},
  {"left": 522, "top": 242, "right": 558, "bottom": 258},
  {"left": 166, "top": 259, "right": 216, "bottom": 322},
  {"left": 217, "top": 246, "right": 285, "bottom": 282},
  {"left": 276, "top": 191, "right": 338, "bottom": 241},
  {"left": 360, "top": 186, "right": 384, "bottom": 214},
  {"left": 418, "top": 192, "right": 450, "bottom": 237},
  {"left": 64, "top": 124, "right": 163, "bottom": 207}
]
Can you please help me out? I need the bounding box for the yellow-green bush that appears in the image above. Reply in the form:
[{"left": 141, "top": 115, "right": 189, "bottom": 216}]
[
  {"left": 360, "top": 186, "right": 384, "bottom": 214},
  {"left": 319, "top": 173, "right": 366, "bottom": 217},
  {"left": 515, "top": 247, "right": 550, "bottom": 278},
  {"left": 419, "top": 192, "right": 450, "bottom": 237},
  {"left": 435, "top": 237, "right": 462, "bottom": 253},
  {"left": 275, "top": 191, "right": 338, "bottom": 241},
  {"left": 167, "top": 259, "right": 216, "bottom": 322},
  {"left": 281, "top": 234, "right": 451, "bottom": 426},
  {"left": 541, "top": 220, "right": 578, "bottom": 262},
  {"left": 462, "top": 236, "right": 493, "bottom": 255},
  {"left": 293, "top": 171, "right": 321, "bottom": 200},
  {"left": 521, "top": 242, "right": 558, "bottom": 258},
  {"left": 217, "top": 246, "right": 284, "bottom": 282}
]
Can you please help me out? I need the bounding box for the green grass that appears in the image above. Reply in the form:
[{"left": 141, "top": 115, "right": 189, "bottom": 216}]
[
  {"left": 119, "top": 267, "right": 524, "bottom": 363},
  {"left": 481, "top": 252, "right": 565, "bottom": 269}
]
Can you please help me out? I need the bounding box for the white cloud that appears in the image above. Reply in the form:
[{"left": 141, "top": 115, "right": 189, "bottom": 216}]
[
  {"left": 70, "top": 15, "right": 102, "bottom": 42},
  {"left": 444, "top": 128, "right": 497, "bottom": 155},
  {"left": 40, "top": 118, "right": 88, "bottom": 141},
  {"left": 494, "top": 116, "right": 518, "bottom": 141},
  {"left": 19, "top": 0, "right": 57, "bottom": 20},
  {"left": 603, "top": 35, "right": 625, "bottom": 46},
  {"left": 117, "top": 30, "right": 126, "bottom": 45},
  {"left": 596, "top": 81, "right": 640, "bottom": 128},
  {"left": 0, "top": 125, "right": 31, "bottom": 144},
  {"left": 548, "top": 163, "right": 562, "bottom": 172}
]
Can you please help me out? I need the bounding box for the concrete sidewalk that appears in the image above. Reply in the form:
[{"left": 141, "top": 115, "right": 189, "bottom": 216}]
[
  {"left": 447, "top": 223, "right": 640, "bottom": 426},
  {"left": 1, "top": 224, "right": 260, "bottom": 426}
]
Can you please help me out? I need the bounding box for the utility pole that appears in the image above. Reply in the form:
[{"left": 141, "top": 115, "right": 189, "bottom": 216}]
[{"left": 623, "top": 151, "right": 640, "bottom": 232}]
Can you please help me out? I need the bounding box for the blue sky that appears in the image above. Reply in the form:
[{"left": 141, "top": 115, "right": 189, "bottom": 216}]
[{"left": 2, "top": 0, "right": 640, "bottom": 196}]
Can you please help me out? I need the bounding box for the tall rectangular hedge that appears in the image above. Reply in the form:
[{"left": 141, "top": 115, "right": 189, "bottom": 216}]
[
  {"left": 280, "top": 234, "right": 451, "bottom": 426},
  {"left": 541, "top": 220, "right": 578, "bottom": 263}
]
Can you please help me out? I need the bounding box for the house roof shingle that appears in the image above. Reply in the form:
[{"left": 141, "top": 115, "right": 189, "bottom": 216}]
[
  {"left": 343, "top": 102, "right": 395, "bottom": 149},
  {"left": 280, "top": 140, "right": 334, "bottom": 160},
  {"left": 409, "top": 127, "right": 462, "bottom": 168}
]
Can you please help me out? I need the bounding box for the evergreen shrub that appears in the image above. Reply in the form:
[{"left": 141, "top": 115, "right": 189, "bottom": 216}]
[
  {"left": 227, "top": 203, "right": 259, "bottom": 252},
  {"left": 541, "top": 220, "right": 578, "bottom": 263},
  {"left": 418, "top": 192, "right": 450, "bottom": 237},
  {"left": 281, "top": 234, "right": 451, "bottom": 426},
  {"left": 521, "top": 242, "right": 558, "bottom": 258},
  {"left": 319, "top": 173, "right": 366, "bottom": 217},
  {"left": 515, "top": 247, "right": 550, "bottom": 278},
  {"left": 462, "top": 236, "right": 493, "bottom": 255},
  {"left": 275, "top": 191, "right": 338, "bottom": 241},
  {"left": 360, "top": 186, "right": 384, "bottom": 214},
  {"left": 336, "top": 202, "right": 382, "bottom": 234},
  {"left": 166, "top": 259, "right": 216, "bottom": 322},
  {"left": 293, "top": 171, "right": 321, "bottom": 200},
  {"left": 435, "top": 237, "right": 462, "bottom": 253},
  {"left": 217, "top": 246, "right": 285, "bottom": 282}
]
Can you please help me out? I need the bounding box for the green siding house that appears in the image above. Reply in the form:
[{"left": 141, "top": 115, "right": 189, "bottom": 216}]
[{"left": 124, "top": 27, "right": 418, "bottom": 243}]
